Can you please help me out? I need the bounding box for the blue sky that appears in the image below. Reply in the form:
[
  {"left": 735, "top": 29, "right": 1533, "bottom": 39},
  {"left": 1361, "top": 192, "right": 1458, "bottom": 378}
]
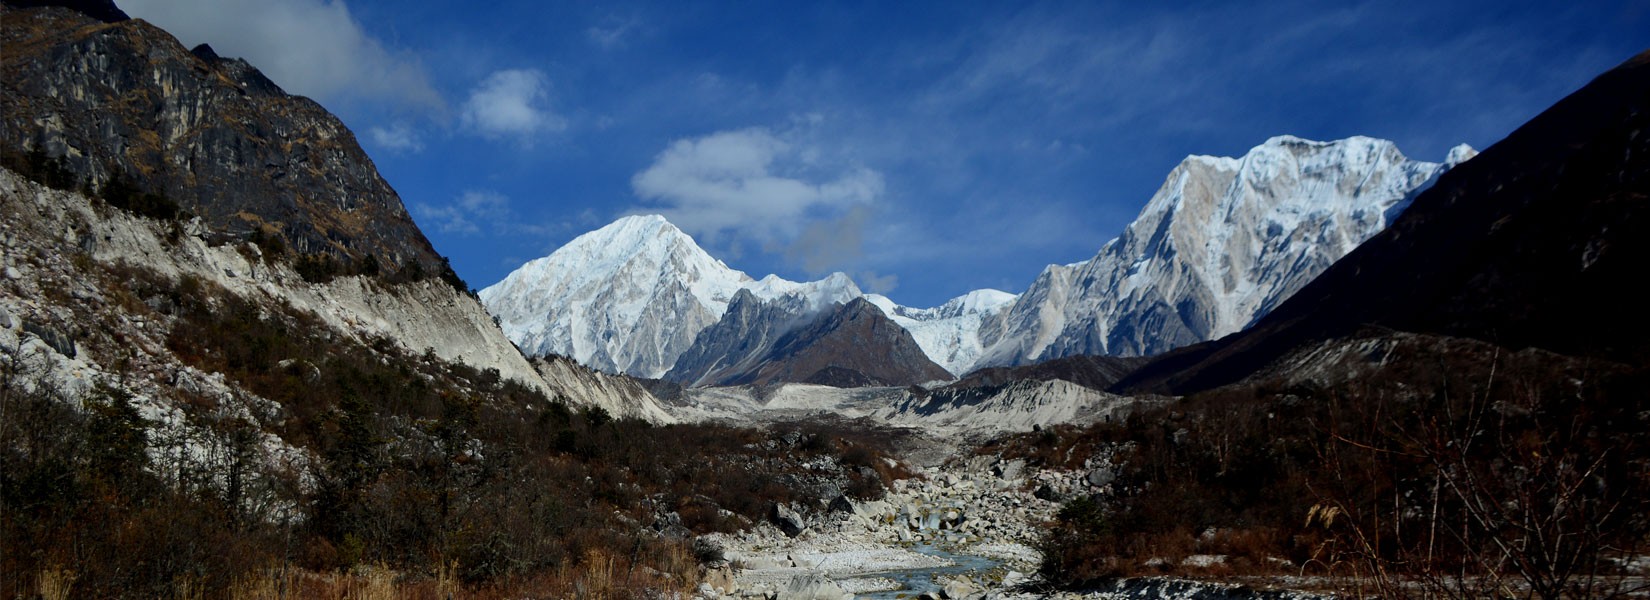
[{"left": 122, "top": 0, "right": 1646, "bottom": 307}]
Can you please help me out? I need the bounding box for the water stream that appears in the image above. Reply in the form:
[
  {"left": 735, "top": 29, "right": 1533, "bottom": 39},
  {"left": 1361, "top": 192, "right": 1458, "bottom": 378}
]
[{"left": 844, "top": 544, "right": 1002, "bottom": 599}]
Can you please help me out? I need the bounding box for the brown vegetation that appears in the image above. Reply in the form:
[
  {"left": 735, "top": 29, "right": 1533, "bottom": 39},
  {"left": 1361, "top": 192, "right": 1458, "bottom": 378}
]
[
  {"left": 992, "top": 336, "right": 1650, "bottom": 598},
  {"left": 1, "top": 262, "right": 907, "bottom": 599}
]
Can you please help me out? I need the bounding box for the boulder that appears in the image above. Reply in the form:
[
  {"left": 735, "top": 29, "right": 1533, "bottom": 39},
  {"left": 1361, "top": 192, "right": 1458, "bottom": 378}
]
[
  {"left": 827, "top": 495, "right": 854, "bottom": 514},
  {"left": 1085, "top": 468, "right": 1114, "bottom": 488},
  {"left": 777, "top": 574, "right": 851, "bottom": 600},
  {"left": 1033, "top": 484, "right": 1062, "bottom": 502},
  {"left": 993, "top": 459, "right": 1026, "bottom": 481},
  {"left": 941, "top": 576, "right": 978, "bottom": 599},
  {"left": 21, "top": 319, "right": 75, "bottom": 358},
  {"left": 773, "top": 504, "right": 807, "bottom": 538}
]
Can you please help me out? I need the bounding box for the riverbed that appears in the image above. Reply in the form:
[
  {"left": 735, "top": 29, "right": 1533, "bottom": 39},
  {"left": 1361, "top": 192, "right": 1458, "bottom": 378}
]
[{"left": 843, "top": 544, "right": 1003, "bottom": 599}]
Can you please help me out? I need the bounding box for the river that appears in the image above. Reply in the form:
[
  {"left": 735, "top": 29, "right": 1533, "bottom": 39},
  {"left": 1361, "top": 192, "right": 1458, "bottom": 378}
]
[{"left": 842, "top": 544, "right": 1003, "bottom": 599}]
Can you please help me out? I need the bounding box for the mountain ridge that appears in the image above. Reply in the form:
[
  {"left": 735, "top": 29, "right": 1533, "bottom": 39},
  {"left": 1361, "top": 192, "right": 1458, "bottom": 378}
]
[
  {"left": 1114, "top": 48, "right": 1650, "bottom": 396},
  {"left": 483, "top": 134, "right": 1471, "bottom": 384},
  {"left": 972, "top": 134, "right": 1472, "bottom": 369}
]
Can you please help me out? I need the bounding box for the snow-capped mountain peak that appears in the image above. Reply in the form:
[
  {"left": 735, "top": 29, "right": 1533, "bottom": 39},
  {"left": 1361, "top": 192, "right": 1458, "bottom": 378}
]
[
  {"left": 480, "top": 215, "right": 864, "bottom": 378},
  {"left": 865, "top": 288, "right": 1019, "bottom": 375},
  {"left": 973, "top": 135, "right": 1471, "bottom": 369},
  {"left": 484, "top": 134, "right": 1471, "bottom": 383}
]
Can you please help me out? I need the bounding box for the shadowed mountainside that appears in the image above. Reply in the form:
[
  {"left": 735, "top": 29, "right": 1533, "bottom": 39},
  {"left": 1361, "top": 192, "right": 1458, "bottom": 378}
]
[{"left": 1117, "top": 48, "right": 1650, "bottom": 396}]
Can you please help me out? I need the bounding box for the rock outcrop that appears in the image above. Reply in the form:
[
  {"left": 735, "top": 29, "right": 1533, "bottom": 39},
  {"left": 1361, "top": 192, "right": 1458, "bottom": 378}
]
[{"left": 1, "top": 3, "right": 447, "bottom": 276}]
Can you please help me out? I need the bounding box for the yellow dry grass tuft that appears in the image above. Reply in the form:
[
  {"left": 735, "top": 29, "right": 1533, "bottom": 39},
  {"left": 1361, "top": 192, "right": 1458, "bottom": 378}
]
[{"left": 37, "top": 567, "right": 76, "bottom": 600}]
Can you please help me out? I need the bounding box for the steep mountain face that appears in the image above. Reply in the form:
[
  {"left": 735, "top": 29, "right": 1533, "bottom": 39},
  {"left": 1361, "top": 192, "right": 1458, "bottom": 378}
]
[
  {"left": 1116, "top": 49, "right": 1650, "bottom": 396},
  {"left": 0, "top": 3, "right": 446, "bottom": 276},
  {"left": 0, "top": 2, "right": 673, "bottom": 422},
  {"left": 973, "top": 135, "right": 1473, "bottom": 369},
  {"left": 864, "top": 289, "right": 1017, "bottom": 376},
  {"left": 693, "top": 297, "right": 953, "bottom": 388},
  {"left": 479, "top": 215, "right": 861, "bottom": 378},
  {"left": 664, "top": 289, "right": 818, "bottom": 387}
]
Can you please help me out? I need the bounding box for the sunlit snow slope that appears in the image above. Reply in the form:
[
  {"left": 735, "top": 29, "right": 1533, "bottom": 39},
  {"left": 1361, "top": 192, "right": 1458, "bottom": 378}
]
[
  {"left": 973, "top": 135, "right": 1475, "bottom": 368},
  {"left": 479, "top": 215, "right": 859, "bottom": 377}
]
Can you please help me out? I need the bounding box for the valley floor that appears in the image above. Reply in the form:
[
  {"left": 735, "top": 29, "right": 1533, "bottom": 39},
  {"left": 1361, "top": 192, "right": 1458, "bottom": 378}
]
[{"left": 693, "top": 429, "right": 1337, "bottom": 600}]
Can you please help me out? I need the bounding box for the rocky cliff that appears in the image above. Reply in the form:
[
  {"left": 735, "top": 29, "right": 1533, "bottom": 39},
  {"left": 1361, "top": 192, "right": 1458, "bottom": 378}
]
[
  {"left": 664, "top": 289, "right": 818, "bottom": 387},
  {"left": 0, "top": 1, "right": 673, "bottom": 422},
  {"left": 1, "top": 2, "right": 448, "bottom": 278}
]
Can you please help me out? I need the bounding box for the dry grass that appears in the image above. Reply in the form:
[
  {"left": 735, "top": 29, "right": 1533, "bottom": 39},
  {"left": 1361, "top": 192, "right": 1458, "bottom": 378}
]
[
  {"left": 228, "top": 568, "right": 300, "bottom": 600},
  {"left": 576, "top": 549, "right": 618, "bottom": 600},
  {"left": 37, "top": 567, "right": 76, "bottom": 600}
]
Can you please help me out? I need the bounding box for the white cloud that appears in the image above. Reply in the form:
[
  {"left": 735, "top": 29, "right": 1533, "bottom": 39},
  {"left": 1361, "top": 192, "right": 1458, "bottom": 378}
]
[
  {"left": 367, "top": 122, "right": 424, "bottom": 153},
  {"left": 587, "top": 15, "right": 640, "bottom": 50},
  {"left": 785, "top": 205, "right": 873, "bottom": 275},
  {"left": 631, "top": 127, "right": 883, "bottom": 246},
  {"left": 859, "top": 271, "right": 899, "bottom": 294},
  {"left": 415, "top": 190, "right": 560, "bottom": 239},
  {"left": 459, "top": 69, "right": 567, "bottom": 143},
  {"left": 414, "top": 190, "right": 511, "bottom": 235},
  {"left": 120, "top": 0, "right": 442, "bottom": 111}
]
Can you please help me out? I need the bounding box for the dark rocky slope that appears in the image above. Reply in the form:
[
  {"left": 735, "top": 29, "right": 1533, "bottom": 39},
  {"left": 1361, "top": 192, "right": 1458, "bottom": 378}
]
[
  {"left": 1, "top": 1, "right": 449, "bottom": 279},
  {"left": 665, "top": 289, "right": 817, "bottom": 387},
  {"left": 672, "top": 296, "right": 953, "bottom": 388}
]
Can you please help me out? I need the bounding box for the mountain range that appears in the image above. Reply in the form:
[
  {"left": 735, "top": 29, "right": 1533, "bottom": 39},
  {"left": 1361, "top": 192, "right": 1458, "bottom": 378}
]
[
  {"left": 483, "top": 136, "right": 1474, "bottom": 385},
  {"left": 1114, "top": 49, "right": 1650, "bottom": 396},
  {"left": 5, "top": 1, "right": 1648, "bottom": 596}
]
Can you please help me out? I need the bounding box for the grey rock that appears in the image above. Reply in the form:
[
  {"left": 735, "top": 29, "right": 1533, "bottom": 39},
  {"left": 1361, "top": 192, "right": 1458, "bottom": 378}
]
[
  {"left": 21, "top": 319, "right": 74, "bottom": 358},
  {"left": 1032, "top": 484, "right": 1062, "bottom": 503},
  {"left": 773, "top": 504, "right": 807, "bottom": 538},
  {"left": 941, "top": 577, "right": 977, "bottom": 599},
  {"left": 776, "top": 574, "right": 848, "bottom": 600},
  {"left": 827, "top": 495, "right": 854, "bottom": 514},
  {"left": 1085, "top": 468, "right": 1115, "bottom": 488},
  {"left": 993, "top": 459, "right": 1025, "bottom": 481},
  {"left": 2, "top": 7, "right": 449, "bottom": 278}
]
